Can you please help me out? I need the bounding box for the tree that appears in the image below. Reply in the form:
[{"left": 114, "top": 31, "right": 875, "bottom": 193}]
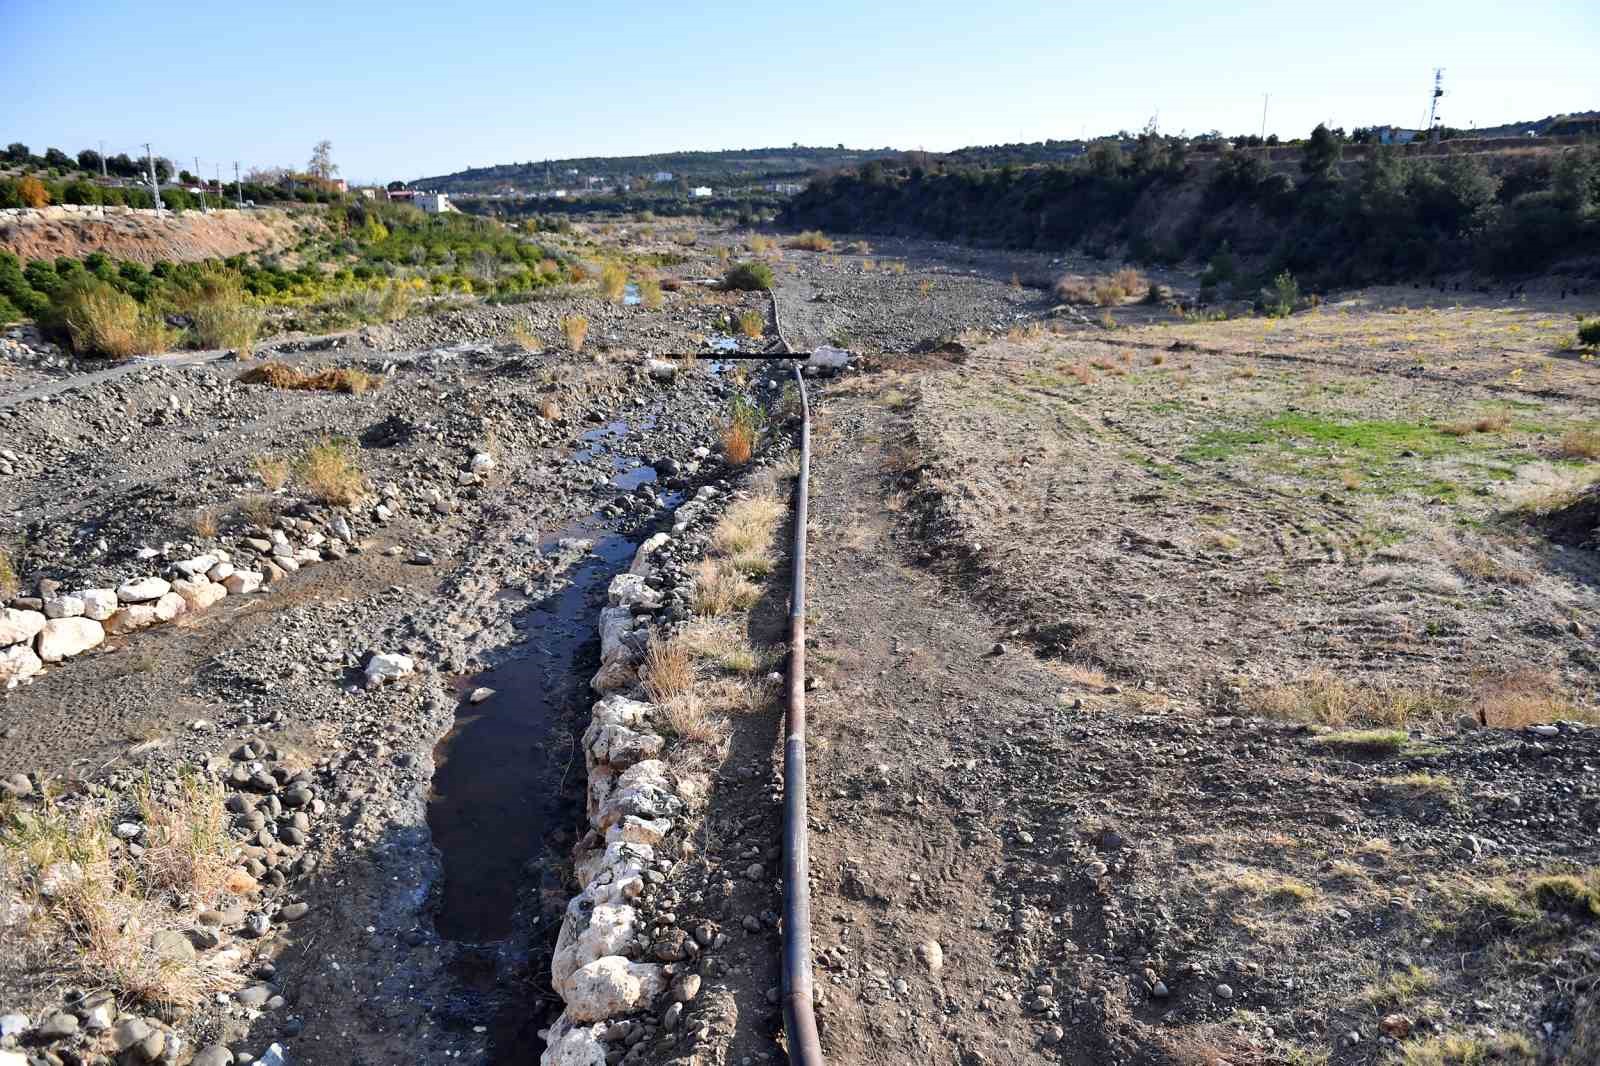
[
  {"left": 77, "top": 148, "right": 102, "bottom": 173},
  {"left": 308, "top": 140, "right": 338, "bottom": 181},
  {"left": 44, "top": 147, "right": 72, "bottom": 169},
  {"left": 154, "top": 158, "right": 173, "bottom": 182},
  {"left": 106, "top": 153, "right": 138, "bottom": 178},
  {"left": 17, "top": 176, "right": 49, "bottom": 208},
  {"left": 5, "top": 143, "right": 30, "bottom": 164},
  {"left": 1302, "top": 124, "right": 1342, "bottom": 183}
]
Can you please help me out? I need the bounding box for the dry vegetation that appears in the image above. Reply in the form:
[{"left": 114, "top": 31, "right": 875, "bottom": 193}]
[
  {"left": 0, "top": 775, "right": 246, "bottom": 1010},
  {"left": 237, "top": 363, "right": 380, "bottom": 394},
  {"left": 560, "top": 313, "right": 589, "bottom": 353},
  {"left": 785, "top": 231, "right": 835, "bottom": 252},
  {"left": 294, "top": 437, "right": 365, "bottom": 506},
  {"left": 1053, "top": 267, "right": 1147, "bottom": 307}
]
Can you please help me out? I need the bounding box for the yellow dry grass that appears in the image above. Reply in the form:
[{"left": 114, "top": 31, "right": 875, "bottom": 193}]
[
  {"left": 251, "top": 454, "right": 290, "bottom": 491},
  {"left": 295, "top": 437, "right": 365, "bottom": 507},
  {"left": 237, "top": 363, "right": 379, "bottom": 394},
  {"left": 561, "top": 314, "right": 589, "bottom": 352}
]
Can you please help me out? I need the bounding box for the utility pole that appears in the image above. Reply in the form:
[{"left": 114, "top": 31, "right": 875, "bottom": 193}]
[
  {"left": 144, "top": 142, "right": 163, "bottom": 215},
  {"left": 195, "top": 156, "right": 208, "bottom": 213},
  {"left": 1260, "top": 94, "right": 1269, "bottom": 141},
  {"left": 234, "top": 162, "right": 243, "bottom": 208},
  {"left": 98, "top": 139, "right": 107, "bottom": 178},
  {"left": 1426, "top": 68, "right": 1445, "bottom": 144},
  {"left": 215, "top": 163, "right": 222, "bottom": 210}
]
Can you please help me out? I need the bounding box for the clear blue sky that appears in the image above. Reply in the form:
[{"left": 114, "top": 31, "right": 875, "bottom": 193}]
[{"left": 9, "top": 0, "right": 1595, "bottom": 182}]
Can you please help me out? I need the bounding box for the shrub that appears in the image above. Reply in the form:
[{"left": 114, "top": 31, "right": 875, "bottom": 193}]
[
  {"left": 786, "top": 230, "right": 834, "bottom": 252},
  {"left": 251, "top": 454, "right": 289, "bottom": 491},
  {"left": 638, "top": 277, "right": 664, "bottom": 309},
  {"left": 736, "top": 310, "right": 764, "bottom": 338},
  {"left": 181, "top": 271, "right": 263, "bottom": 353},
  {"left": 237, "top": 363, "right": 378, "bottom": 394},
  {"left": 724, "top": 261, "right": 774, "bottom": 291},
  {"left": 295, "top": 437, "right": 365, "bottom": 506},
  {"left": 1579, "top": 318, "right": 1600, "bottom": 348},
  {"left": 560, "top": 313, "right": 589, "bottom": 352},
  {"left": 378, "top": 281, "right": 414, "bottom": 321},
  {"left": 55, "top": 281, "right": 169, "bottom": 358},
  {"left": 600, "top": 262, "right": 627, "bottom": 302},
  {"left": 692, "top": 558, "right": 761, "bottom": 616},
  {"left": 0, "top": 545, "right": 16, "bottom": 597},
  {"left": 17, "top": 176, "right": 48, "bottom": 208},
  {"left": 1267, "top": 271, "right": 1300, "bottom": 318},
  {"left": 1556, "top": 428, "right": 1600, "bottom": 460}
]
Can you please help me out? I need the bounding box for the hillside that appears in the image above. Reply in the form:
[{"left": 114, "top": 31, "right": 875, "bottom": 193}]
[
  {"left": 409, "top": 145, "right": 911, "bottom": 194},
  {"left": 782, "top": 136, "right": 1600, "bottom": 285}
]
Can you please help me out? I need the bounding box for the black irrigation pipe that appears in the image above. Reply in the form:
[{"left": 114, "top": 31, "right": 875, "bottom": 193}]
[
  {"left": 780, "top": 361, "right": 824, "bottom": 1066},
  {"left": 697, "top": 309, "right": 824, "bottom": 1061}
]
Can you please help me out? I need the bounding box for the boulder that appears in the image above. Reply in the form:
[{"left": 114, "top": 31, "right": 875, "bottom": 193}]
[
  {"left": 152, "top": 591, "right": 188, "bottom": 622},
  {"left": 36, "top": 617, "right": 105, "bottom": 662},
  {"left": 105, "top": 605, "right": 161, "bottom": 635},
  {"left": 206, "top": 561, "right": 235, "bottom": 582},
  {"left": 562, "top": 956, "right": 667, "bottom": 1023},
  {"left": 76, "top": 588, "right": 119, "bottom": 620},
  {"left": 646, "top": 358, "right": 677, "bottom": 381},
  {"left": 607, "top": 573, "right": 662, "bottom": 610},
  {"left": 43, "top": 594, "right": 85, "bottom": 619},
  {"left": 172, "top": 554, "right": 218, "bottom": 579},
  {"left": 365, "top": 652, "right": 415, "bottom": 686},
  {"left": 222, "top": 570, "right": 263, "bottom": 595},
  {"left": 172, "top": 578, "right": 227, "bottom": 612},
  {"left": 0, "top": 644, "right": 43, "bottom": 687},
  {"left": 0, "top": 607, "right": 46, "bottom": 646},
  {"left": 539, "top": 1015, "right": 608, "bottom": 1066},
  {"left": 551, "top": 899, "right": 640, "bottom": 991},
  {"left": 117, "top": 576, "right": 171, "bottom": 603}
]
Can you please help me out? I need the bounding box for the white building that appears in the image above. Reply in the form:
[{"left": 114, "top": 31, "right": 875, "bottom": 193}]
[
  {"left": 653, "top": 171, "right": 673, "bottom": 183},
  {"left": 690, "top": 186, "right": 713, "bottom": 199},
  {"left": 415, "top": 192, "right": 452, "bottom": 214}
]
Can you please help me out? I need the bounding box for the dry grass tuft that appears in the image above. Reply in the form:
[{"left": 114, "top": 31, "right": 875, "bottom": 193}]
[
  {"left": 295, "top": 437, "right": 366, "bottom": 507},
  {"left": 600, "top": 262, "right": 628, "bottom": 303},
  {"left": 736, "top": 309, "right": 765, "bottom": 338},
  {"left": 560, "top": 314, "right": 589, "bottom": 352},
  {"left": 722, "top": 421, "right": 756, "bottom": 465},
  {"left": 1394, "top": 1033, "right": 1537, "bottom": 1066},
  {"left": 638, "top": 277, "right": 665, "bottom": 309},
  {"left": 237, "top": 363, "right": 378, "bottom": 394},
  {"left": 1474, "top": 667, "right": 1596, "bottom": 727},
  {"left": 0, "top": 545, "right": 18, "bottom": 598},
  {"left": 1248, "top": 671, "right": 1450, "bottom": 729},
  {"left": 538, "top": 396, "right": 562, "bottom": 421},
  {"left": 692, "top": 559, "right": 760, "bottom": 617},
  {"left": 785, "top": 231, "right": 834, "bottom": 252},
  {"left": 189, "top": 509, "right": 219, "bottom": 539},
  {"left": 1362, "top": 965, "right": 1441, "bottom": 1009},
  {"left": 1440, "top": 411, "right": 1509, "bottom": 436},
  {"left": 643, "top": 632, "right": 696, "bottom": 704},
  {"left": 511, "top": 319, "right": 541, "bottom": 351},
  {"left": 0, "top": 777, "right": 244, "bottom": 1011},
  {"left": 1556, "top": 427, "right": 1600, "bottom": 460},
  {"left": 251, "top": 454, "right": 290, "bottom": 492}
]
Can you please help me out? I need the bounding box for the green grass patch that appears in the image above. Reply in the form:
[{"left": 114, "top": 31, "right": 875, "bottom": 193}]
[{"left": 1309, "top": 728, "right": 1409, "bottom": 756}]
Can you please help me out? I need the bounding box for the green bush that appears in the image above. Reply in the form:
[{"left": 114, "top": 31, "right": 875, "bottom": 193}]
[
  {"left": 1579, "top": 318, "right": 1600, "bottom": 348},
  {"left": 0, "top": 295, "right": 20, "bottom": 325},
  {"left": 1268, "top": 271, "right": 1300, "bottom": 317},
  {"left": 54, "top": 280, "right": 170, "bottom": 358},
  {"left": 723, "top": 261, "right": 774, "bottom": 291}
]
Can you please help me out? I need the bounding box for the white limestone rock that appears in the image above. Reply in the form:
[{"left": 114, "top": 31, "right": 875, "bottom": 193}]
[
  {"left": 0, "top": 644, "right": 43, "bottom": 688},
  {"left": 35, "top": 617, "right": 105, "bottom": 662},
  {"left": 365, "top": 652, "right": 415, "bottom": 686},
  {"left": 152, "top": 591, "right": 188, "bottom": 623},
  {"left": 551, "top": 899, "right": 640, "bottom": 992},
  {"left": 562, "top": 957, "right": 666, "bottom": 1023},
  {"left": 105, "top": 605, "right": 160, "bottom": 635},
  {"left": 43, "top": 595, "right": 85, "bottom": 619},
  {"left": 538, "top": 1015, "right": 608, "bottom": 1066},
  {"left": 222, "top": 571, "right": 263, "bottom": 595},
  {"left": 206, "top": 561, "right": 235, "bottom": 582},
  {"left": 117, "top": 576, "right": 171, "bottom": 603},
  {"left": 607, "top": 573, "right": 662, "bottom": 610},
  {"left": 172, "top": 555, "right": 218, "bottom": 579},
  {"left": 76, "top": 589, "right": 118, "bottom": 620},
  {"left": 0, "top": 608, "right": 47, "bottom": 646},
  {"left": 173, "top": 578, "right": 227, "bottom": 612}
]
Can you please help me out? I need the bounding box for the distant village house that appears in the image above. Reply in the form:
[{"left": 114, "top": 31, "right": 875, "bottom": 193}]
[{"left": 690, "top": 186, "right": 713, "bottom": 199}]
